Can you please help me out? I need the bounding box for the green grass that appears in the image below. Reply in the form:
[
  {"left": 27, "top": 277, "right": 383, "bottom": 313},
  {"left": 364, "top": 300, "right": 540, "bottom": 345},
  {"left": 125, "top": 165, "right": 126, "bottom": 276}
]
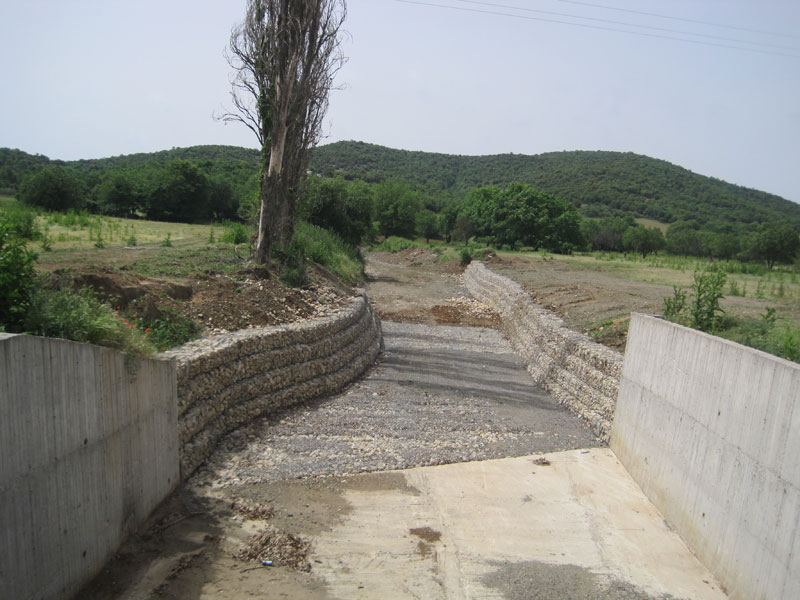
[
  {"left": 0, "top": 195, "right": 17, "bottom": 208},
  {"left": 292, "top": 221, "right": 364, "bottom": 285},
  {"left": 22, "top": 284, "right": 155, "bottom": 355}
]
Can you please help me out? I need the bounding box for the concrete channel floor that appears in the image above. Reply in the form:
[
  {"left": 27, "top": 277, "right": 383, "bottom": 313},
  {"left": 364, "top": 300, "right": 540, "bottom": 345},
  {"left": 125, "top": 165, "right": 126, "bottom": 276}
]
[{"left": 309, "top": 450, "right": 728, "bottom": 600}]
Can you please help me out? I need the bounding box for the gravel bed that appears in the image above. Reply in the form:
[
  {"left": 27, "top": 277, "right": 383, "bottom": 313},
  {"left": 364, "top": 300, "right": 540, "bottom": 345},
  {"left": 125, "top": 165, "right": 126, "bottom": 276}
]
[{"left": 191, "top": 321, "right": 602, "bottom": 487}]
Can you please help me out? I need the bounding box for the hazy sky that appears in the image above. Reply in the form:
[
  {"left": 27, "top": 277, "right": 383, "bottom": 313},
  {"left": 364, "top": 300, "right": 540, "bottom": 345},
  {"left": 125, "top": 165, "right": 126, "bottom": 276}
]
[{"left": 1, "top": 0, "right": 799, "bottom": 202}]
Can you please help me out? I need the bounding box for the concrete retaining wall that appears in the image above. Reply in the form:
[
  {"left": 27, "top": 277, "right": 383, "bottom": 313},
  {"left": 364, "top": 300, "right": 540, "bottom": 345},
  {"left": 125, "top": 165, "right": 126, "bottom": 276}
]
[
  {"left": 0, "top": 333, "right": 178, "bottom": 600},
  {"left": 168, "top": 290, "right": 383, "bottom": 478},
  {"left": 611, "top": 314, "right": 800, "bottom": 600},
  {"left": 0, "top": 291, "right": 382, "bottom": 599},
  {"left": 464, "top": 261, "right": 622, "bottom": 440}
]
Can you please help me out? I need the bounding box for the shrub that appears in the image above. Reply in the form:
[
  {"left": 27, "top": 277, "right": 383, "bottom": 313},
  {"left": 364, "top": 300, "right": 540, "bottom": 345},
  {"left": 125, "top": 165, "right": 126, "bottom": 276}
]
[
  {"left": 125, "top": 307, "right": 202, "bottom": 350},
  {"left": 0, "top": 223, "right": 38, "bottom": 331},
  {"left": 460, "top": 247, "right": 472, "bottom": 266},
  {"left": 0, "top": 203, "right": 40, "bottom": 240},
  {"left": 23, "top": 284, "right": 154, "bottom": 355},
  {"left": 219, "top": 221, "right": 251, "bottom": 244},
  {"left": 288, "top": 221, "right": 363, "bottom": 285},
  {"left": 662, "top": 286, "right": 687, "bottom": 324},
  {"left": 375, "top": 236, "right": 418, "bottom": 253},
  {"left": 689, "top": 268, "right": 727, "bottom": 332}
]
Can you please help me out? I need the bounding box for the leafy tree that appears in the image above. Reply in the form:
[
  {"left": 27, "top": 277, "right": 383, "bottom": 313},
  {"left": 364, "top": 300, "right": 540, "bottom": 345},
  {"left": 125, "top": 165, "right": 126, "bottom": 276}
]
[
  {"left": 750, "top": 221, "right": 800, "bottom": 269},
  {"left": 145, "top": 161, "right": 210, "bottom": 223},
  {"left": 18, "top": 166, "right": 84, "bottom": 211},
  {"left": 452, "top": 216, "right": 474, "bottom": 245},
  {"left": 705, "top": 232, "right": 740, "bottom": 261},
  {"left": 622, "top": 226, "right": 666, "bottom": 258},
  {"left": 459, "top": 183, "right": 583, "bottom": 252},
  {"left": 667, "top": 221, "right": 707, "bottom": 257},
  {"left": 375, "top": 180, "right": 421, "bottom": 238},
  {"left": 417, "top": 210, "right": 439, "bottom": 243},
  {"left": 208, "top": 178, "right": 239, "bottom": 221},
  {"left": 96, "top": 171, "right": 141, "bottom": 218},
  {"left": 303, "top": 176, "right": 375, "bottom": 246},
  {"left": 222, "top": 0, "right": 347, "bottom": 265}
]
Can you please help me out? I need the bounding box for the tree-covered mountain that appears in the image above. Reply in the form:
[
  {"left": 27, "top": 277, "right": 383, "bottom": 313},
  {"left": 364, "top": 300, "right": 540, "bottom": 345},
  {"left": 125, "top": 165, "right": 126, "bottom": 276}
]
[
  {"left": 3, "top": 142, "right": 799, "bottom": 232},
  {"left": 310, "top": 141, "right": 800, "bottom": 230}
]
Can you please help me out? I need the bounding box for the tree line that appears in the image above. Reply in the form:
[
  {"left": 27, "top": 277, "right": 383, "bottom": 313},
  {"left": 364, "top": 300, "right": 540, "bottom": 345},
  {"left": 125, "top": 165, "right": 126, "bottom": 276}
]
[{"left": 3, "top": 144, "right": 799, "bottom": 268}]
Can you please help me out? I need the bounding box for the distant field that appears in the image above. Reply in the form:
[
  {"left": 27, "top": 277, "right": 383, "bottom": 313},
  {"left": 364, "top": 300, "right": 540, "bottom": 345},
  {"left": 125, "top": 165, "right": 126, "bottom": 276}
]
[
  {"left": 634, "top": 217, "right": 669, "bottom": 232},
  {"left": 548, "top": 251, "right": 800, "bottom": 311},
  {"left": 0, "top": 198, "right": 244, "bottom": 276}
]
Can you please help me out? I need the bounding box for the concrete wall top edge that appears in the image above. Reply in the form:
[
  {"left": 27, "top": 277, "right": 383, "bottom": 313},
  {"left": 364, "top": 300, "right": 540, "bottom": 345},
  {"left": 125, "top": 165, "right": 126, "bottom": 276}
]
[{"left": 629, "top": 312, "right": 800, "bottom": 370}]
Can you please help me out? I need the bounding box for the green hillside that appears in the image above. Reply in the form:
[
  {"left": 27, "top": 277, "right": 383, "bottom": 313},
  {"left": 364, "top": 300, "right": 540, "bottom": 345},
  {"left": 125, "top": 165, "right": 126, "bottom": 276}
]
[
  {"left": 310, "top": 141, "right": 800, "bottom": 230},
  {"left": 3, "top": 142, "right": 799, "bottom": 231}
]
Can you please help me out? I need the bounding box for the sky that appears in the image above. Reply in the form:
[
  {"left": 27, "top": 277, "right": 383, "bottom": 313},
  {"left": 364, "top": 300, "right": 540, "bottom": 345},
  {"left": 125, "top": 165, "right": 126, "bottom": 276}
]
[{"left": 1, "top": 0, "right": 799, "bottom": 203}]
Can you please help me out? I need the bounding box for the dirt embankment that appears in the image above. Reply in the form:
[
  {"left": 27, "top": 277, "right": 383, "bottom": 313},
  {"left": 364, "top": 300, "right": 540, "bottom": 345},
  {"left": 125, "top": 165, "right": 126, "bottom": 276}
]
[{"left": 43, "top": 261, "right": 354, "bottom": 336}]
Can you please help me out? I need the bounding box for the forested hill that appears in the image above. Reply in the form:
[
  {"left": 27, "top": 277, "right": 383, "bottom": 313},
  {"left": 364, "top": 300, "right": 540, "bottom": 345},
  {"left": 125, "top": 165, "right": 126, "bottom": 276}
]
[
  {"left": 3, "top": 142, "right": 799, "bottom": 230},
  {"left": 310, "top": 141, "right": 800, "bottom": 229}
]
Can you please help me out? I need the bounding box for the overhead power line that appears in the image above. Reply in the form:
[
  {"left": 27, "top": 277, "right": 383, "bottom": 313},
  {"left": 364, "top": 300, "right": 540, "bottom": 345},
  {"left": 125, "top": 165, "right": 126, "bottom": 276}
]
[
  {"left": 555, "top": 0, "right": 800, "bottom": 39},
  {"left": 451, "top": 0, "right": 800, "bottom": 51},
  {"left": 391, "top": 0, "right": 800, "bottom": 59}
]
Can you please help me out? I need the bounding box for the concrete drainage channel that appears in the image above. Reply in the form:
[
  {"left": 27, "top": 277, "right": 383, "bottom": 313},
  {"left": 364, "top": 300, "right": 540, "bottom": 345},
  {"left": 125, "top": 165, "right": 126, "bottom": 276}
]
[{"left": 8, "top": 257, "right": 742, "bottom": 599}]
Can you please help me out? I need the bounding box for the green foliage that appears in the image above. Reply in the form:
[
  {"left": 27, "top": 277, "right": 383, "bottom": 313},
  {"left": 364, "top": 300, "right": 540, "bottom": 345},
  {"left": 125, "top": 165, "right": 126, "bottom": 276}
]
[
  {"left": 662, "top": 268, "right": 727, "bottom": 333},
  {"left": 375, "top": 180, "right": 422, "bottom": 238},
  {"left": 145, "top": 160, "right": 211, "bottom": 223},
  {"left": 459, "top": 183, "right": 584, "bottom": 253},
  {"left": 286, "top": 221, "right": 364, "bottom": 285},
  {"left": 0, "top": 223, "right": 38, "bottom": 331},
  {"left": 716, "top": 316, "right": 800, "bottom": 364},
  {"left": 375, "top": 236, "right": 419, "bottom": 253},
  {"left": 460, "top": 247, "right": 472, "bottom": 266},
  {"left": 749, "top": 221, "right": 800, "bottom": 269},
  {"left": 19, "top": 166, "right": 85, "bottom": 211},
  {"left": 0, "top": 201, "right": 40, "bottom": 239},
  {"left": 689, "top": 269, "right": 727, "bottom": 332},
  {"left": 310, "top": 141, "right": 800, "bottom": 230},
  {"left": 96, "top": 171, "right": 141, "bottom": 217},
  {"left": 160, "top": 233, "right": 172, "bottom": 247},
  {"left": 303, "top": 176, "right": 376, "bottom": 246},
  {"left": 662, "top": 286, "right": 687, "bottom": 324},
  {"left": 22, "top": 284, "right": 154, "bottom": 355},
  {"left": 622, "top": 226, "right": 666, "bottom": 257},
  {"left": 219, "top": 221, "right": 251, "bottom": 244},
  {"left": 417, "top": 210, "right": 440, "bottom": 243},
  {"left": 123, "top": 307, "right": 202, "bottom": 350}
]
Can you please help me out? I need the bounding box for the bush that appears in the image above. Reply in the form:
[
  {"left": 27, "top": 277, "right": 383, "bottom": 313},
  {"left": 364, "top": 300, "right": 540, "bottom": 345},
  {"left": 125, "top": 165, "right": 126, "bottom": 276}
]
[
  {"left": 288, "top": 221, "right": 363, "bottom": 285},
  {"left": 689, "top": 268, "right": 727, "bottom": 332},
  {"left": 0, "top": 223, "right": 38, "bottom": 331},
  {"left": 23, "top": 284, "right": 154, "bottom": 355},
  {"left": 219, "top": 221, "right": 251, "bottom": 244},
  {"left": 662, "top": 268, "right": 726, "bottom": 333},
  {"left": 375, "top": 236, "right": 418, "bottom": 253},
  {"left": 19, "top": 166, "right": 85, "bottom": 211},
  {"left": 124, "top": 307, "right": 202, "bottom": 350},
  {"left": 0, "top": 203, "right": 40, "bottom": 239},
  {"left": 460, "top": 247, "right": 472, "bottom": 266}
]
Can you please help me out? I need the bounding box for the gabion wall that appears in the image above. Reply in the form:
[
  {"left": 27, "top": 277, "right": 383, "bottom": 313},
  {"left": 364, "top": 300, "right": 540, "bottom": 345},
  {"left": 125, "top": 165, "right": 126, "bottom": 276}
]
[
  {"left": 464, "top": 262, "right": 621, "bottom": 441},
  {"left": 166, "top": 291, "right": 383, "bottom": 478}
]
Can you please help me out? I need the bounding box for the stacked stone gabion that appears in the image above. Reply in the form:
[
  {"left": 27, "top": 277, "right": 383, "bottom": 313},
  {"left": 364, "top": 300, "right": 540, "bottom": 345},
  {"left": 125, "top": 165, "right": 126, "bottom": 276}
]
[
  {"left": 165, "top": 291, "right": 382, "bottom": 478},
  {"left": 464, "top": 262, "right": 622, "bottom": 441}
]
